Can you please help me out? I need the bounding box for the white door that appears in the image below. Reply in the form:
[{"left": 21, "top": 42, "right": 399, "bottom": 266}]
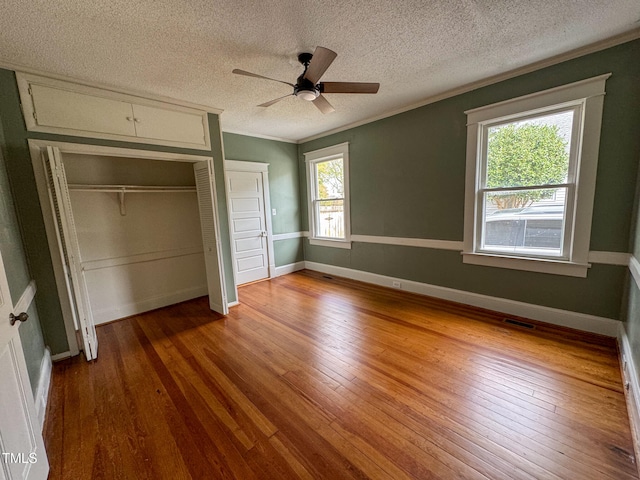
[
  {"left": 43, "top": 146, "right": 98, "bottom": 360},
  {"left": 0, "top": 251, "right": 49, "bottom": 479},
  {"left": 227, "top": 170, "right": 270, "bottom": 285},
  {"left": 194, "top": 161, "right": 228, "bottom": 314}
]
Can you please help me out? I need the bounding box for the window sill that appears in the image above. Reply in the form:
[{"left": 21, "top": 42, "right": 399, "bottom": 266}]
[
  {"left": 309, "top": 238, "right": 352, "bottom": 249},
  {"left": 462, "top": 252, "right": 590, "bottom": 277}
]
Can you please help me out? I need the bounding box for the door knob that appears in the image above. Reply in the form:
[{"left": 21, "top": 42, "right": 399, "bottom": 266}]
[{"left": 10, "top": 312, "right": 29, "bottom": 326}]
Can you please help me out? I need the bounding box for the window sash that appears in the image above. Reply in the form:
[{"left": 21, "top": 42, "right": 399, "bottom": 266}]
[
  {"left": 309, "top": 157, "right": 347, "bottom": 240},
  {"left": 474, "top": 103, "right": 582, "bottom": 261},
  {"left": 476, "top": 186, "right": 575, "bottom": 260},
  {"left": 312, "top": 198, "right": 345, "bottom": 239}
]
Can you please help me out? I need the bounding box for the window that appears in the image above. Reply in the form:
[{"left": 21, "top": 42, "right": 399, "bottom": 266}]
[
  {"left": 463, "top": 74, "right": 610, "bottom": 277},
  {"left": 305, "top": 142, "right": 351, "bottom": 248}
]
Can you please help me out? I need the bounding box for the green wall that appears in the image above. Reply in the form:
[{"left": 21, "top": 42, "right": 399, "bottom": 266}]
[
  {"left": 299, "top": 39, "right": 640, "bottom": 321},
  {"left": 0, "top": 69, "right": 236, "bottom": 355},
  {"left": 0, "top": 108, "right": 46, "bottom": 395},
  {"left": 623, "top": 159, "right": 640, "bottom": 374},
  {"left": 223, "top": 132, "right": 304, "bottom": 266}
]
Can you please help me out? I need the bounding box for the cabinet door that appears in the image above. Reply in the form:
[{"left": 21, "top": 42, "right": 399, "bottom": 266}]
[
  {"left": 30, "top": 84, "right": 136, "bottom": 137},
  {"left": 132, "top": 104, "right": 208, "bottom": 147}
]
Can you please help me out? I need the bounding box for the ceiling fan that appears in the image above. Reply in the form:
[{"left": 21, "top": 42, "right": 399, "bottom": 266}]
[{"left": 232, "top": 46, "right": 380, "bottom": 114}]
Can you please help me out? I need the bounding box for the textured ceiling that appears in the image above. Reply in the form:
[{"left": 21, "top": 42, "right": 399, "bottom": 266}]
[{"left": 0, "top": 1, "right": 639, "bottom": 142}]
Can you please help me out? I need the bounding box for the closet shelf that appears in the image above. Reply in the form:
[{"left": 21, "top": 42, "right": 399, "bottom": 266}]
[
  {"left": 67, "top": 184, "right": 196, "bottom": 216},
  {"left": 67, "top": 184, "right": 196, "bottom": 193}
]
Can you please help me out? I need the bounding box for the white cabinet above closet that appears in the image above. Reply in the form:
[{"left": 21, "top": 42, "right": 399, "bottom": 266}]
[{"left": 17, "top": 73, "right": 214, "bottom": 151}]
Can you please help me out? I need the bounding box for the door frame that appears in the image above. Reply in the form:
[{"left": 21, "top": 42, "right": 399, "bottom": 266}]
[
  {"left": 224, "top": 160, "right": 276, "bottom": 289},
  {"left": 28, "top": 139, "right": 226, "bottom": 358}
]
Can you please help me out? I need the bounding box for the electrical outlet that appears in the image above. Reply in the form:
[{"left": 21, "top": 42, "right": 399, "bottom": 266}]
[
  {"left": 392, "top": 281, "right": 401, "bottom": 288},
  {"left": 272, "top": 209, "right": 277, "bottom": 216}
]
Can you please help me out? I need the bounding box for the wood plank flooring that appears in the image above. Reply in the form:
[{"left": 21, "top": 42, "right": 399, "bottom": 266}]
[{"left": 44, "top": 270, "right": 638, "bottom": 479}]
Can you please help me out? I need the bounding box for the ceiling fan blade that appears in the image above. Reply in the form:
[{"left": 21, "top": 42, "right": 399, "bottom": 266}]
[
  {"left": 232, "top": 69, "right": 294, "bottom": 87},
  {"left": 303, "top": 47, "right": 337, "bottom": 84},
  {"left": 312, "top": 94, "right": 335, "bottom": 114},
  {"left": 258, "top": 94, "right": 293, "bottom": 108},
  {"left": 320, "top": 82, "right": 380, "bottom": 94}
]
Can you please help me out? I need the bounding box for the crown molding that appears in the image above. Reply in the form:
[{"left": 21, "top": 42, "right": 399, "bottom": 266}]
[
  {"left": 0, "top": 60, "right": 224, "bottom": 114},
  {"left": 221, "top": 128, "right": 297, "bottom": 144},
  {"left": 298, "top": 28, "right": 640, "bottom": 144}
]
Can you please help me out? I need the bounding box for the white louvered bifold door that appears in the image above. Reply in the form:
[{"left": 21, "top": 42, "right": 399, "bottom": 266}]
[
  {"left": 194, "top": 161, "right": 228, "bottom": 314},
  {"left": 43, "top": 146, "right": 98, "bottom": 360}
]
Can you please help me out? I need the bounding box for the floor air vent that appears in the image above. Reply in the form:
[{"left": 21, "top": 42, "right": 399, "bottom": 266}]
[
  {"left": 322, "top": 275, "right": 334, "bottom": 280},
  {"left": 503, "top": 318, "right": 535, "bottom": 329}
]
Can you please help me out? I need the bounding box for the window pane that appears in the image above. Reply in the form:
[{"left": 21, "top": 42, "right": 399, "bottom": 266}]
[
  {"left": 315, "top": 199, "right": 344, "bottom": 238},
  {"left": 482, "top": 187, "right": 567, "bottom": 257},
  {"left": 486, "top": 110, "right": 573, "bottom": 188},
  {"left": 315, "top": 159, "right": 344, "bottom": 200}
]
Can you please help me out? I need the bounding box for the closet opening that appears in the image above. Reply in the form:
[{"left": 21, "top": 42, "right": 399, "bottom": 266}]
[{"left": 29, "top": 140, "right": 229, "bottom": 361}]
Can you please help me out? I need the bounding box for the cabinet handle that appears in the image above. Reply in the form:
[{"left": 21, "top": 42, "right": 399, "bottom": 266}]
[
  {"left": 126, "top": 116, "right": 133, "bottom": 122},
  {"left": 134, "top": 118, "right": 141, "bottom": 123}
]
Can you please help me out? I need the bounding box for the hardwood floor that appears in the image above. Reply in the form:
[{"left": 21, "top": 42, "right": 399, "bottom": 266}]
[{"left": 44, "top": 270, "right": 638, "bottom": 479}]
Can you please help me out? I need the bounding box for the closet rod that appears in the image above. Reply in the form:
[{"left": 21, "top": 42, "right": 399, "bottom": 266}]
[
  {"left": 67, "top": 184, "right": 196, "bottom": 193},
  {"left": 67, "top": 184, "right": 197, "bottom": 216}
]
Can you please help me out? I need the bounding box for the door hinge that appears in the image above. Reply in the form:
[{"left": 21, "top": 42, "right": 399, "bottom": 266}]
[{"left": 32, "top": 111, "right": 38, "bottom": 121}]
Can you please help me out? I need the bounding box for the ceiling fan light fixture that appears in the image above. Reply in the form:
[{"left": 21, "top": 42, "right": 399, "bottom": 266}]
[{"left": 296, "top": 89, "right": 319, "bottom": 101}]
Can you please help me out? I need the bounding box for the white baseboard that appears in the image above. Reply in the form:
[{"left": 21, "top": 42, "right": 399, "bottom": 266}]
[
  {"left": 34, "top": 348, "right": 52, "bottom": 431},
  {"left": 51, "top": 351, "right": 71, "bottom": 361},
  {"left": 92, "top": 285, "right": 208, "bottom": 324},
  {"left": 275, "top": 261, "right": 306, "bottom": 277},
  {"left": 618, "top": 324, "right": 640, "bottom": 463},
  {"left": 304, "top": 261, "right": 620, "bottom": 337},
  {"left": 227, "top": 301, "right": 240, "bottom": 307}
]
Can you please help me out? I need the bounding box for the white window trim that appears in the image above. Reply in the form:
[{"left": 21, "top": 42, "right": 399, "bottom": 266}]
[
  {"left": 462, "top": 74, "right": 610, "bottom": 277},
  {"left": 304, "top": 142, "right": 351, "bottom": 249}
]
